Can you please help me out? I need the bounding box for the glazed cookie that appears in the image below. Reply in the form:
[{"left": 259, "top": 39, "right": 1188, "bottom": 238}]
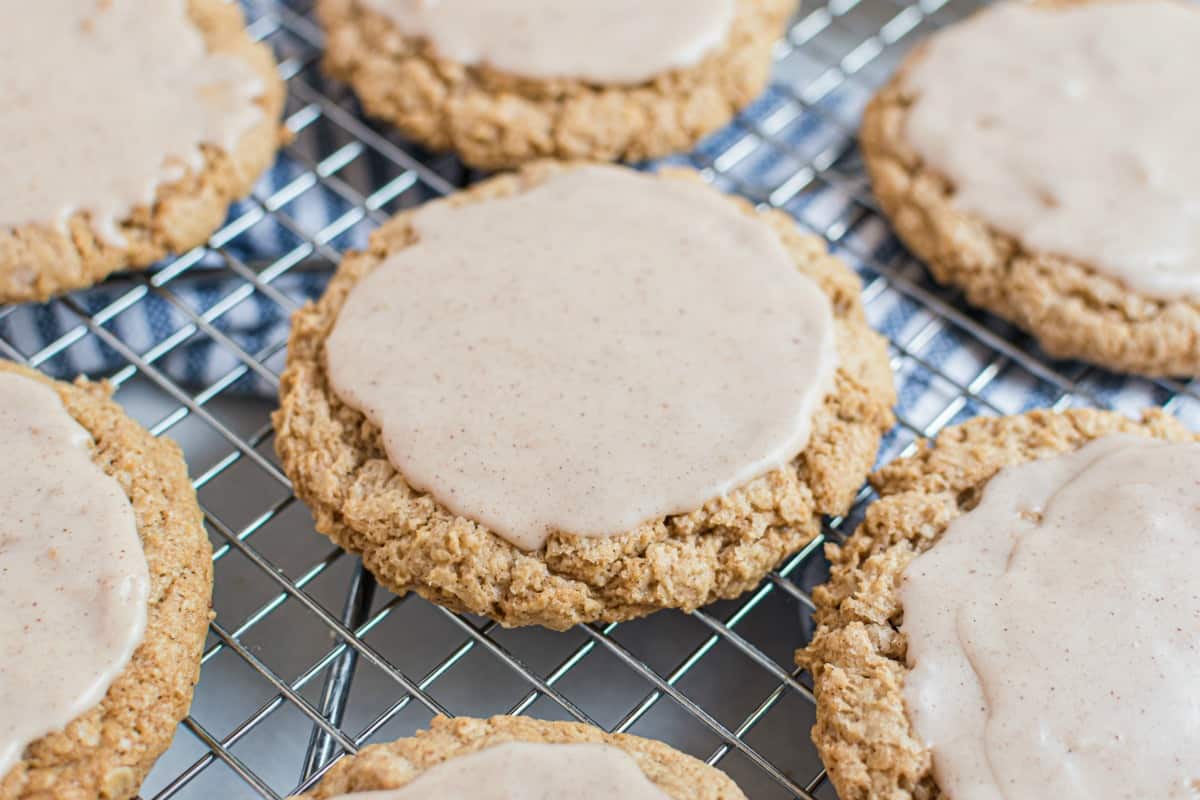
[
  {"left": 0, "top": 362, "right": 212, "bottom": 800},
  {"left": 291, "top": 715, "right": 746, "bottom": 799},
  {"left": 861, "top": 0, "right": 1200, "bottom": 376},
  {"left": 0, "top": 0, "right": 286, "bottom": 303},
  {"left": 274, "top": 162, "right": 894, "bottom": 630},
  {"left": 798, "top": 408, "right": 1199, "bottom": 800},
  {"left": 317, "top": 0, "right": 794, "bottom": 170}
]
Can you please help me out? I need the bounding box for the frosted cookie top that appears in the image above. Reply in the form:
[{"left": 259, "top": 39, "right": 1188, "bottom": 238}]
[
  {"left": 900, "top": 434, "right": 1200, "bottom": 800},
  {"left": 0, "top": 373, "right": 150, "bottom": 775},
  {"left": 359, "top": 0, "right": 736, "bottom": 84},
  {"left": 325, "top": 166, "right": 838, "bottom": 551},
  {"left": 321, "top": 741, "right": 671, "bottom": 799},
  {"left": 902, "top": 1, "right": 1200, "bottom": 299},
  {"left": 0, "top": 0, "right": 266, "bottom": 242}
]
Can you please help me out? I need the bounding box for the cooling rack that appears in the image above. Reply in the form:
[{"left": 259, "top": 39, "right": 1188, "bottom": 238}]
[{"left": 3, "top": 0, "right": 1197, "bottom": 797}]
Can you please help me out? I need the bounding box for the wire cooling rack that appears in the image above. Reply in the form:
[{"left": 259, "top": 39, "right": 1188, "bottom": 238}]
[{"left": 3, "top": 1, "right": 1198, "bottom": 798}]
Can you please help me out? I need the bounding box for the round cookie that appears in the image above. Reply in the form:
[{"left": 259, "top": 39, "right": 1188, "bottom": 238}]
[
  {"left": 860, "top": 0, "right": 1200, "bottom": 377},
  {"left": 291, "top": 715, "right": 746, "bottom": 799},
  {"left": 273, "top": 162, "right": 895, "bottom": 630},
  {"left": 0, "top": 0, "right": 286, "bottom": 304},
  {"left": 796, "top": 407, "right": 1197, "bottom": 800},
  {"left": 316, "top": 0, "right": 795, "bottom": 170},
  {"left": 0, "top": 362, "right": 212, "bottom": 800}
]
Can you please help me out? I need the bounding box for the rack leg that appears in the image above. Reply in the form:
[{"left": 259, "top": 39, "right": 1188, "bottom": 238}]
[{"left": 300, "top": 560, "right": 376, "bottom": 782}]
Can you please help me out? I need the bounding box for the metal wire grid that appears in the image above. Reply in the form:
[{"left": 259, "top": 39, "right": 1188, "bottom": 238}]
[{"left": 2, "top": 0, "right": 1198, "bottom": 797}]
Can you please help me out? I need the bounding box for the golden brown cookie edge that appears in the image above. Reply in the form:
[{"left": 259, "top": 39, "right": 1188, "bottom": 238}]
[
  {"left": 0, "top": 361, "right": 212, "bottom": 800},
  {"left": 272, "top": 161, "right": 895, "bottom": 630},
  {"left": 796, "top": 407, "right": 1196, "bottom": 800},
  {"left": 0, "top": 0, "right": 287, "bottom": 304},
  {"left": 859, "top": 0, "right": 1200, "bottom": 377}
]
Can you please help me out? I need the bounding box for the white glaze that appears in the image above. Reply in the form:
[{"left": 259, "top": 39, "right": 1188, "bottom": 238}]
[
  {"left": 0, "top": 373, "right": 149, "bottom": 775},
  {"left": 325, "top": 166, "right": 838, "bottom": 550},
  {"left": 901, "top": 434, "right": 1200, "bottom": 800},
  {"left": 359, "top": 0, "right": 736, "bottom": 84},
  {"left": 904, "top": 1, "right": 1200, "bottom": 298},
  {"left": 0, "top": 0, "right": 265, "bottom": 241}
]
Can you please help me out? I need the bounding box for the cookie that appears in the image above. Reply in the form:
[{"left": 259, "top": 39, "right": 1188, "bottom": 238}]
[
  {"left": 860, "top": 0, "right": 1200, "bottom": 376},
  {"left": 273, "top": 162, "right": 895, "bottom": 630},
  {"left": 316, "top": 0, "right": 794, "bottom": 170},
  {"left": 0, "top": 0, "right": 286, "bottom": 304},
  {"left": 291, "top": 715, "right": 746, "bottom": 799},
  {"left": 796, "top": 407, "right": 1197, "bottom": 800},
  {"left": 0, "top": 362, "right": 212, "bottom": 800}
]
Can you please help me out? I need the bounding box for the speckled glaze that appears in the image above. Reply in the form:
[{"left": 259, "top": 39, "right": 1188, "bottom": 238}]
[
  {"left": 323, "top": 741, "right": 671, "bottom": 799},
  {"left": 903, "top": 1, "right": 1200, "bottom": 299},
  {"left": 901, "top": 434, "right": 1200, "bottom": 800},
  {"left": 0, "top": 0, "right": 264, "bottom": 241},
  {"left": 325, "top": 165, "right": 838, "bottom": 550},
  {"left": 0, "top": 373, "right": 149, "bottom": 776}
]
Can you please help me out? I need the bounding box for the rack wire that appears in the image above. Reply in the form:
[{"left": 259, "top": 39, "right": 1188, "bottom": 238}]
[{"left": 3, "top": 0, "right": 1197, "bottom": 797}]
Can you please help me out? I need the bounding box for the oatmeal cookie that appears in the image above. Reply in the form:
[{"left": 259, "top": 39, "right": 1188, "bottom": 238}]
[
  {"left": 0, "top": 0, "right": 286, "bottom": 304},
  {"left": 860, "top": 0, "right": 1200, "bottom": 377},
  {"left": 292, "top": 715, "right": 745, "bottom": 799},
  {"left": 273, "top": 162, "right": 895, "bottom": 630},
  {"left": 796, "top": 407, "right": 1196, "bottom": 800},
  {"left": 316, "top": 0, "right": 794, "bottom": 170},
  {"left": 0, "top": 362, "right": 212, "bottom": 800}
]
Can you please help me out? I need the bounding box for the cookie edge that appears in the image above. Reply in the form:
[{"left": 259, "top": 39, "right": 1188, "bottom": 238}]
[
  {"left": 0, "top": 0, "right": 287, "bottom": 304},
  {"left": 292, "top": 715, "right": 747, "bottom": 800},
  {"left": 796, "top": 407, "right": 1197, "bottom": 800},
  {"left": 315, "top": 0, "right": 795, "bottom": 169},
  {"left": 859, "top": 0, "right": 1200, "bottom": 377},
  {"left": 272, "top": 161, "right": 896, "bottom": 630},
  {"left": 0, "top": 361, "right": 212, "bottom": 800}
]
